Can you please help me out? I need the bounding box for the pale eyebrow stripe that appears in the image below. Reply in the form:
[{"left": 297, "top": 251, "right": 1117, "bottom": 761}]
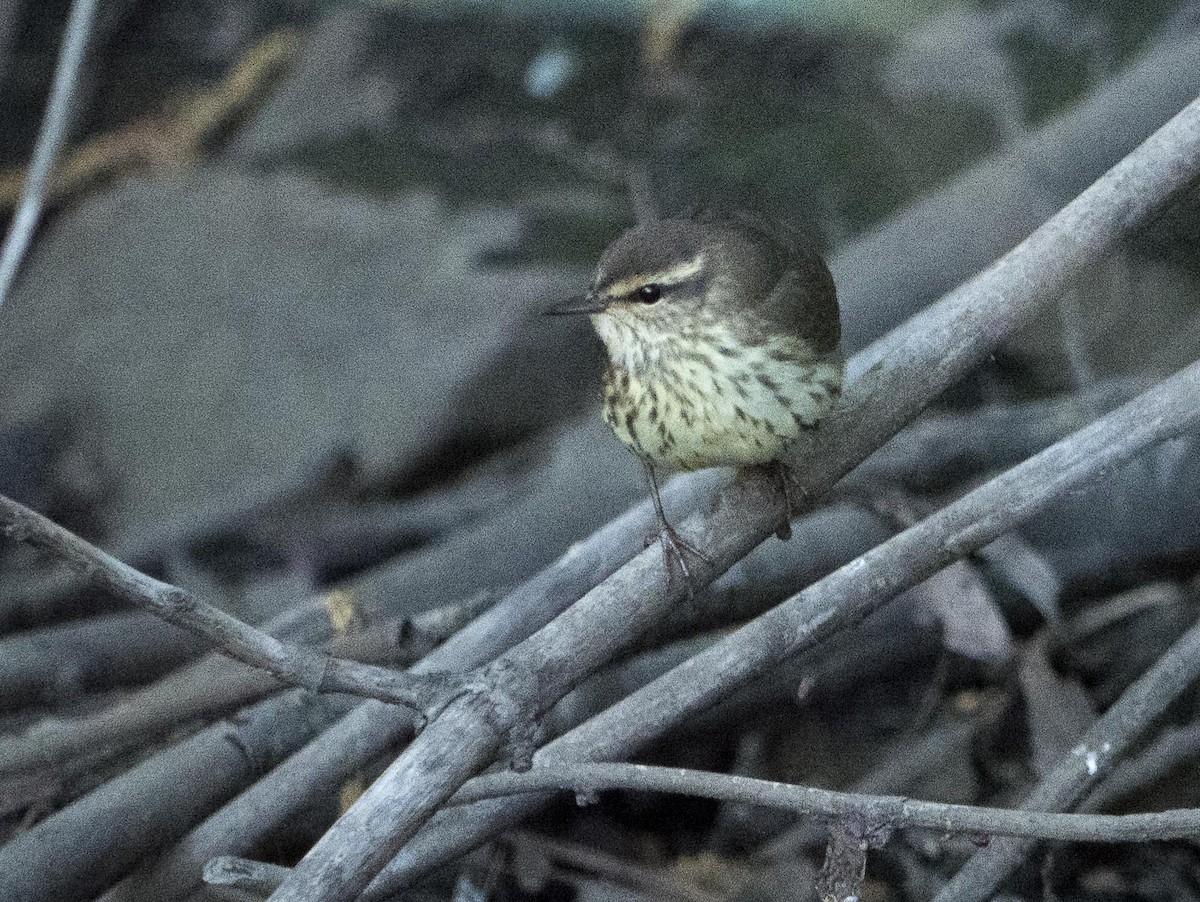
[{"left": 604, "top": 253, "right": 706, "bottom": 297}]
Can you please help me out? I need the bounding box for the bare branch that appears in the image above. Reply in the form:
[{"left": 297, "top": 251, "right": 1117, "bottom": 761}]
[
  {"left": 933, "top": 618, "right": 1200, "bottom": 898},
  {"left": 14, "top": 57, "right": 1198, "bottom": 902},
  {"left": 0, "top": 0, "right": 99, "bottom": 308},
  {"left": 208, "top": 751, "right": 1200, "bottom": 895},
  {"left": 458, "top": 763, "right": 1200, "bottom": 844},
  {"left": 0, "top": 382, "right": 1109, "bottom": 775},
  {"left": 0, "top": 495, "right": 445, "bottom": 711}
]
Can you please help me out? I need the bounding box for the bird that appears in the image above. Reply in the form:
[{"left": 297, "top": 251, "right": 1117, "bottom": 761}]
[{"left": 547, "top": 209, "right": 843, "bottom": 589}]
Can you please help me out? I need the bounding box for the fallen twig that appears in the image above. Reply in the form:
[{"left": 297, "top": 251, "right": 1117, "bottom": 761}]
[
  {"left": 0, "top": 494, "right": 448, "bottom": 712},
  {"left": 461, "top": 763, "right": 1200, "bottom": 844},
  {"left": 934, "top": 611, "right": 1200, "bottom": 900},
  {"left": 0, "top": 0, "right": 98, "bottom": 309},
  {"left": 217, "top": 753, "right": 1200, "bottom": 893}
]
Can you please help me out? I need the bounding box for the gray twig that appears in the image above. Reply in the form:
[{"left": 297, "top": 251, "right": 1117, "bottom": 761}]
[
  {"left": 0, "top": 384, "right": 1108, "bottom": 774},
  {"left": 0, "top": 0, "right": 99, "bottom": 309},
  {"left": 934, "top": 624, "right": 1200, "bottom": 898},
  {"left": 756, "top": 715, "right": 981, "bottom": 860},
  {"left": 214, "top": 753, "right": 1200, "bottom": 895},
  {"left": 0, "top": 494, "right": 446, "bottom": 712},
  {"left": 459, "top": 763, "right": 1200, "bottom": 844}
]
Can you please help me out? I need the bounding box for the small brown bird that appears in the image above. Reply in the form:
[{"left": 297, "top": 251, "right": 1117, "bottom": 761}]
[{"left": 548, "top": 210, "right": 843, "bottom": 585}]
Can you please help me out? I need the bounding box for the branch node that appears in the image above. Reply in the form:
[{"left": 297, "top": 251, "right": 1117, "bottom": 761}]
[
  {"left": 430, "top": 658, "right": 542, "bottom": 770},
  {"left": 819, "top": 809, "right": 893, "bottom": 902},
  {"left": 159, "top": 585, "right": 194, "bottom": 612}
]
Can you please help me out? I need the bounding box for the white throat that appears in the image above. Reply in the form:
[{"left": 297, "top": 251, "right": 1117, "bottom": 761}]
[{"left": 590, "top": 311, "right": 676, "bottom": 373}]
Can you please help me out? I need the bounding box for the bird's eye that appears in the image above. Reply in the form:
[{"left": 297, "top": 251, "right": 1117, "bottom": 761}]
[{"left": 637, "top": 283, "right": 663, "bottom": 304}]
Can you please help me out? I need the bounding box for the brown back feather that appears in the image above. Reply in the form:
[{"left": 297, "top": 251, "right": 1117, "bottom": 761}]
[{"left": 689, "top": 210, "right": 840, "bottom": 354}]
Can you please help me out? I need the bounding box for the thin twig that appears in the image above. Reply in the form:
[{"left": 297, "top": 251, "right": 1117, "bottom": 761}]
[
  {"left": 0, "top": 495, "right": 446, "bottom": 711},
  {"left": 461, "top": 763, "right": 1200, "bottom": 844},
  {"left": 0, "top": 0, "right": 99, "bottom": 309},
  {"left": 756, "top": 715, "right": 981, "bottom": 860},
  {"left": 214, "top": 750, "right": 1200, "bottom": 896},
  {"left": 0, "top": 385, "right": 1109, "bottom": 766}
]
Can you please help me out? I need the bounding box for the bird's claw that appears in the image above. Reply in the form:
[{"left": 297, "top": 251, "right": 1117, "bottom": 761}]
[{"left": 646, "top": 522, "right": 710, "bottom": 599}]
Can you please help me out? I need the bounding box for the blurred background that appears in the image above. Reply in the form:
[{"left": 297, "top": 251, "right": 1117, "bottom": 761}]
[{"left": 1, "top": 2, "right": 1200, "bottom": 901}]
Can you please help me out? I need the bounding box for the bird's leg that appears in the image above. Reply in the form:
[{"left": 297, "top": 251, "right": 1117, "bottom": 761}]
[
  {"left": 642, "top": 461, "right": 709, "bottom": 597},
  {"left": 770, "top": 460, "right": 795, "bottom": 541}
]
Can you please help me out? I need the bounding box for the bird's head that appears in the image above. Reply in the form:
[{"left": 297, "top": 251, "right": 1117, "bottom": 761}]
[{"left": 546, "top": 216, "right": 783, "bottom": 370}]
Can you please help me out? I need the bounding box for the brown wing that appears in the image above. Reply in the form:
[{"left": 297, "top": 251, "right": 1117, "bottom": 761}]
[
  {"left": 757, "top": 245, "right": 840, "bottom": 355},
  {"left": 688, "top": 209, "right": 840, "bottom": 354}
]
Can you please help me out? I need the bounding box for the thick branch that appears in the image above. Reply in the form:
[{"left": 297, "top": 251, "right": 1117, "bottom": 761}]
[{"left": 0, "top": 383, "right": 1110, "bottom": 773}]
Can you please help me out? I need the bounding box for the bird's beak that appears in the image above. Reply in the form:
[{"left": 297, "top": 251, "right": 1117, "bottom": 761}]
[{"left": 544, "top": 291, "right": 608, "bottom": 316}]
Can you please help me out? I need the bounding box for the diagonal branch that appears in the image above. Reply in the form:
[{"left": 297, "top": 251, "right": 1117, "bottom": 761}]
[
  {"left": 465, "top": 763, "right": 1200, "bottom": 844},
  {"left": 0, "top": 0, "right": 99, "bottom": 309},
  {"left": 264, "top": 92, "right": 1200, "bottom": 902},
  {"left": 934, "top": 616, "right": 1200, "bottom": 898},
  {"left": 0, "top": 496, "right": 447, "bottom": 712},
  {"left": 81, "top": 59, "right": 1200, "bottom": 897},
  {"left": 0, "top": 382, "right": 1123, "bottom": 782}
]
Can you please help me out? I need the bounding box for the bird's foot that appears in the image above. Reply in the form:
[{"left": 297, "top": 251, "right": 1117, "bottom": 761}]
[{"left": 645, "top": 521, "right": 710, "bottom": 600}]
